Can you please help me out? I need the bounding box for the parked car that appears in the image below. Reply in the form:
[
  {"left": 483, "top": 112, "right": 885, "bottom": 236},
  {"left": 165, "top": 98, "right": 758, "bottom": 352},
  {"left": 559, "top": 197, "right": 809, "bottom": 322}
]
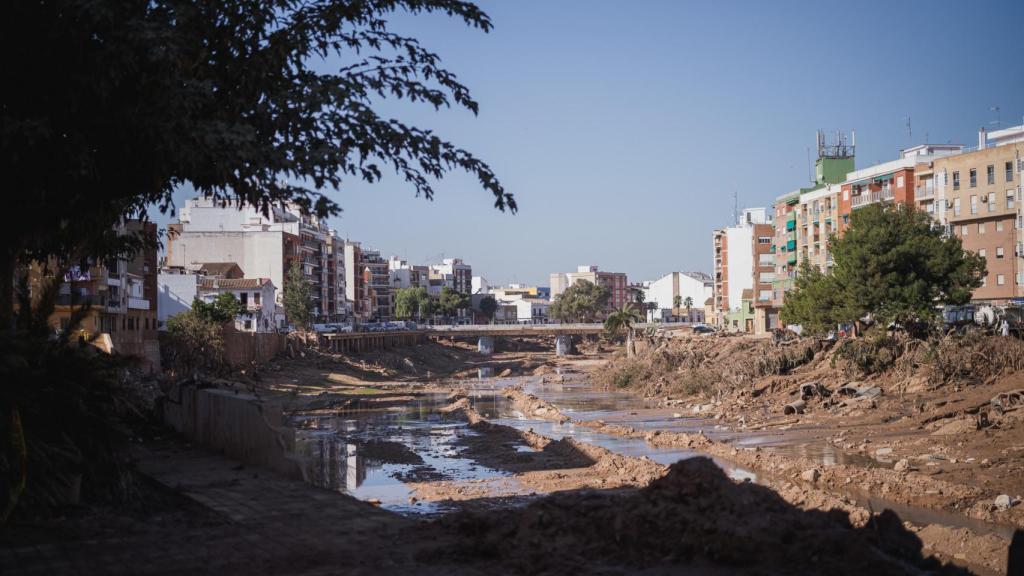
[{"left": 692, "top": 324, "right": 715, "bottom": 334}]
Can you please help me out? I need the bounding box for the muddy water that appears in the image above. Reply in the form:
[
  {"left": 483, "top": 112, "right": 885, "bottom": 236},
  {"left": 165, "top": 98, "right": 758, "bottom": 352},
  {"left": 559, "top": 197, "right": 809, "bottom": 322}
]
[{"left": 287, "top": 373, "right": 1013, "bottom": 538}]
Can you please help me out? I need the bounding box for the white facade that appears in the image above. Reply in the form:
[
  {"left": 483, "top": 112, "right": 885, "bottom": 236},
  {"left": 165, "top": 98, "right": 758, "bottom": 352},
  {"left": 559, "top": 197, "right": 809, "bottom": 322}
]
[
  {"left": 472, "top": 276, "right": 490, "bottom": 294},
  {"left": 644, "top": 271, "right": 713, "bottom": 321},
  {"left": 198, "top": 278, "right": 278, "bottom": 333},
  {"left": 724, "top": 225, "right": 754, "bottom": 312},
  {"left": 157, "top": 273, "right": 199, "bottom": 328},
  {"left": 168, "top": 197, "right": 347, "bottom": 322}
]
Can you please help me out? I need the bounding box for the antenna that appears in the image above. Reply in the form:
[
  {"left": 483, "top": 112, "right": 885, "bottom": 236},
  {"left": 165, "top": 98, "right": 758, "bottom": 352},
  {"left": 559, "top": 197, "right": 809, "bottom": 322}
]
[
  {"left": 732, "top": 190, "right": 739, "bottom": 225},
  {"left": 904, "top": 115, "right": 912, "bottom": 142},
  {"left": 990, "top": 105, "right": 1001, "bottom": 129}
]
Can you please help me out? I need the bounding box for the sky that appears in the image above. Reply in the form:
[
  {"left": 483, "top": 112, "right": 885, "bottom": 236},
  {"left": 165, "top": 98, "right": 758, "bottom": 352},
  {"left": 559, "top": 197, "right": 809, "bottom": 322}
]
[{"left": 150, "top": 0, "right": 1024, "bottom": 287}]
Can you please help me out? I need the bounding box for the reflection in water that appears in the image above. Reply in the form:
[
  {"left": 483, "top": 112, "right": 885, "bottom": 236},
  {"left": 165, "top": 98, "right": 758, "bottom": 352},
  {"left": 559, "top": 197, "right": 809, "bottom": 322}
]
[{"left": 477, "top": 366, "right": 494, "bottom": 378}]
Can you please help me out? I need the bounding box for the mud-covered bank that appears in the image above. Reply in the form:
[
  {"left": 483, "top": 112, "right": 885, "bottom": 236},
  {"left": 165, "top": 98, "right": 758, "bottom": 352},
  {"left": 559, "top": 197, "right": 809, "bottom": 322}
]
[{"left": 501, "top": 385, "right": 1014, "bottom": 574}]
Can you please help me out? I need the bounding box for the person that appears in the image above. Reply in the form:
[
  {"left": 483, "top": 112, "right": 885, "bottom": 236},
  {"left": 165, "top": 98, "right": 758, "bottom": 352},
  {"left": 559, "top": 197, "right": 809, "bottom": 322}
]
[{"left": 1002, "top": 319, "right": 1010, "bottom": 337}]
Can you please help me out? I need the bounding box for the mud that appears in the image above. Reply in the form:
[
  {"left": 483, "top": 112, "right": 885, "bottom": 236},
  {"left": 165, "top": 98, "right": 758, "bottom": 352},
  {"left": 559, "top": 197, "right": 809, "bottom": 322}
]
[{"left": 436, "top": 457, "right": 971, "bottom": 575}]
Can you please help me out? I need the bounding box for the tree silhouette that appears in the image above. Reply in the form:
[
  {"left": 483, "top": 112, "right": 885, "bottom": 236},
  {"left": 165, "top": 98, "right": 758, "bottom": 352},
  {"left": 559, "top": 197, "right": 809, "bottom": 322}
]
[
  {"left": 2, "top": 0, "right": 513, "bottom": 324},
  {"left": 604, "top": 304, "right": 642, "bottom": 357}
]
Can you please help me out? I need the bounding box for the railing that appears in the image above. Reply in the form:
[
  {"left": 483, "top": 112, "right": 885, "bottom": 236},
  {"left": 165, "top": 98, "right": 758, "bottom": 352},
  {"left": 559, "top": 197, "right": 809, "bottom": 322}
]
[
  {"left": 128, "top": 297, "right": 150, "bottom": 310},
  {"left": 851, "top": 188, "right": 894, "bottom": 208},
  {"left": 915, "top": 185, "right": 935, "bottom": 199}
]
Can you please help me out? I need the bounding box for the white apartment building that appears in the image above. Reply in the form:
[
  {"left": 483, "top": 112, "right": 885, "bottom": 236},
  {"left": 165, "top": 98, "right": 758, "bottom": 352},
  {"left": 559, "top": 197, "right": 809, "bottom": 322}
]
[
  {"left": 166, "top": 197, "right": 347, "bottom": 324},
  {"left": 157, "top": 272, "right": 278, "bottom": 333},
  {"left": 429, "top": 258, "right": 473, "bottom": 294}
]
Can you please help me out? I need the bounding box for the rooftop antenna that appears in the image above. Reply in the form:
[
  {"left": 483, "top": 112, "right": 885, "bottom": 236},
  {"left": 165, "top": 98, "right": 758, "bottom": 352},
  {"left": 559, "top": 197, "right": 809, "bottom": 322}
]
[
  {"left": 732, "top": 190, "right": 739, "bottom": 225},
  {"left": 904, "top": 115, "right": 912, "bottom": 142},
  {"left": 990, "top": 105, "right": 1001, "bottom": 129}
]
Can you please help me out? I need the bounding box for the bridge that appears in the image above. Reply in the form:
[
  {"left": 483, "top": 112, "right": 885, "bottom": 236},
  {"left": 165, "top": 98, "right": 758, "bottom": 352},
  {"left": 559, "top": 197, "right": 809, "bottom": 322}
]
[{"left": 321, "top": 322, "right": 694, "bottom": 356}]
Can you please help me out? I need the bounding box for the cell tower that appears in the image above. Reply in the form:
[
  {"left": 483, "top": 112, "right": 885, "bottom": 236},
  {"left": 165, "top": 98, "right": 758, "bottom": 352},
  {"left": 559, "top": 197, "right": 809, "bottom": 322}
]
[{"left": 816, "top": 129, "right": 855, "bottom": 160}]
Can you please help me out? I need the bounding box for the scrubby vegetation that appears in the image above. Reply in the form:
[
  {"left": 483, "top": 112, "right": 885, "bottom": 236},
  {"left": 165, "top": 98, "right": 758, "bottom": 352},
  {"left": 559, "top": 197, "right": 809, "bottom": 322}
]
[
  {"left": 2, "top": 277, "right": 150, "bottom": 521},
  {"left": 595, "top": 337, "right": 822, "bottom": 399}
]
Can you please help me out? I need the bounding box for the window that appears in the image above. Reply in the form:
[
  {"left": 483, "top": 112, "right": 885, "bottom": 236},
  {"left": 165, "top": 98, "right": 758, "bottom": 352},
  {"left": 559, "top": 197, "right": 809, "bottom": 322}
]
[
  {"left": 969, "top": 168, "right": 977, "bottom": 187},
  {"left": 244, "top": 320, "right": 252, "bottom": 330},
  {"left": 952, "top": 171, "right": 960, "bottom": 190},
  {"left": 997, "top": 275, "right": 1005, "bottom": 286},
  {"left": 989, "top": 192, "right": 997, "bottom": 212},
  {"left": 978, "top": 249, "right": 987, "bottom": 258},
  {"left": 953, "top": 198, "right": 961, "bottom": 216},
  {"left": 987, "top": 165, "right": 995, "bottom": 185},
  {"left": 239, "top": 292, "right": 248, "bottom": 305},
  {"left": 996, "top": 247, "right": 1004, "bottom": 259},
  {"left": 1008, "top": 161, "right": 1015, "bottom": 182},
  {"left": 897, "top": 175, "right": 904, "bottom": 188},
  {"left": 1019, "top": 272, "right": 1024, "bottom": 286},
  {"left": 979, "top": 223, "right": 985, "bottom": 234},
  {"left": 970, "top": 195, "right": 978, "bottom": 214},
  {"left": 961, "top": 225, "right": 969, "bottom": 236},
  {"left": 253, "top": 292, "right": 261, "bottom": 305},
  {"left": 997, "top": 221, "right": 1004, "bottom": 232},
  {"left": 1008, "top": 190, "right": 1016, "bottom": 210}
]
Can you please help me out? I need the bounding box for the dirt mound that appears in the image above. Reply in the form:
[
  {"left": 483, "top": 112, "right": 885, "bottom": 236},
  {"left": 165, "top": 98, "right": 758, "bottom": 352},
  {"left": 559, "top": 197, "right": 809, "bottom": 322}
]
[
  {"left": 502, "top": 386, "right": 570, "bottom": 423},
  {"left": 438, "top": 457, "right": 965, "bottom": 575},
  {"left": 594, "top": 334, "right": 823, "bottom": 398}
]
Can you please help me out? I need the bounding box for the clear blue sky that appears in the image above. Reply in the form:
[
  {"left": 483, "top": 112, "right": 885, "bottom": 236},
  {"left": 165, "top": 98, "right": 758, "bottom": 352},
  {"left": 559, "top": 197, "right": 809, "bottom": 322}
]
[{"left": 151, "top": 0, "right": 1024, "bottom": 287}]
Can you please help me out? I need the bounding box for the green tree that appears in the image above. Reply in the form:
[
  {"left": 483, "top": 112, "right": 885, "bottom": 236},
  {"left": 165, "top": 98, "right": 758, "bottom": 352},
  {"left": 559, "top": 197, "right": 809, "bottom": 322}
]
[
  {"left": 604, "top": 304, "right": 643, "bottom": 357},
  {"left": 781, "top": 205, "right": 986, "bottom": 334},
  {"left": 673, "top": 295, "right": 683, "bottom": 310},
  {"left": 2, "top": 0, "right": 514, "bottom": 326},
  {"left": 191, "top": 293, "right": 245, "bottom": 325},
  {"left": 394, "top": 286, "right": 432, "bottom": 320},
  {"left": 779, "top": 261, "right": 844, "bottom": 335},
  {"left": 549, "top": 280, "right": 611, "bottom": 323},
  {"left": 683, "top": 296, "right": 694, "bottom": 322},
  {"left": 439, "top": 287, "right": 470, "bottom": 320},
  {"left": 479, "top": 295, "right": 498, "bottom": 322},
  {"left": 283, "top": 261, "right": 314, "bottom": 329}
]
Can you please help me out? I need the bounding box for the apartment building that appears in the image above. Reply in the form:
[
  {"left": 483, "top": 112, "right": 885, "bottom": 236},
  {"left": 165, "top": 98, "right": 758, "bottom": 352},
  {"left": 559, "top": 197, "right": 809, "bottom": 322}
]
[
  {"left": 429, "top": 258, "right": 473, "bottom": 295},
  {"left": 388, "top": 257, "right": 429, "bottom": 292},
  {"left": 343, "top": 242, "right": 391, "bottom": 321},
  {"left": 157, "top": 266, "right": 278, "bottom": 333},
  {"left": 165, "top": 197, "right": 348, "bottom": 325},
  {"left": 712, "top": 208, "right": 772, "bottom": 330},
  {"left": 32, "top": 220, "right": 160, "bottom": 370},
  {"left": 549, "top": 265, "right": 629, "bottom": 312},
  {"left": 928, "top": 126, "right": 1024, "bottom": 302}
]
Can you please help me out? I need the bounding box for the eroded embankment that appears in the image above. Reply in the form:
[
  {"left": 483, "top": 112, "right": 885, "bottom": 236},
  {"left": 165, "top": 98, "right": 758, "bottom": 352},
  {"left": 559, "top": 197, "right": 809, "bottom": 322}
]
[{"left": 500, "top": 386, "right": 1013, "bottom": 575}]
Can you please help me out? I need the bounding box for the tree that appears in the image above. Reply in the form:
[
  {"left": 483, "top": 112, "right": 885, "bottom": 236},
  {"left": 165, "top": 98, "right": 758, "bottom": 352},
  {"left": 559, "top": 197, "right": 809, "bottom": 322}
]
[
  {"left": 781, "top": 205, "right": 986, "bottom": 334},
  {"left": 673, "top": 295, "right": 683, "bottom": 310},
  {"left": 604, "top": 304, "right": 643, "bottom": 357},
  {"left": 683, "top": 296, "right": 694, "bottom": 322},
  {"left": 779, "top": 261, "right": 844, "bottom": 335},
  {"left": 439, "top": 287, "right": 470, "bottom": 320},
  {"left": 394, "top": 286, "right": 432, "bottom": 320},
  {"left": 192, "top": 293, "right": 245, "bottom": 325},
  {"left": 479, "top": 296, "right": 498, "bottom": 323},
  {"left": 549, "top": 280, "right": 611, "bottom": 323},
  {"left": 2, "top": 0, "right": 514, "bottom": 326},
  {"left": 283, "top": 261, "right": 313, "bottom": 329}
]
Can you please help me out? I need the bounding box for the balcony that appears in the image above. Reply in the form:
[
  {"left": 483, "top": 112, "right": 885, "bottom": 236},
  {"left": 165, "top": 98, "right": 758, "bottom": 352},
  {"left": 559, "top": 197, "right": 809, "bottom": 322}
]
[
  {"left": 128, "top": 297, "right": 150, "bottom": 310},
  {"left": 915, "top": 185, "right": 935, "bottom": 200},
  {"left": 851, "top": 188, "right": 894, "bottom": 208}
]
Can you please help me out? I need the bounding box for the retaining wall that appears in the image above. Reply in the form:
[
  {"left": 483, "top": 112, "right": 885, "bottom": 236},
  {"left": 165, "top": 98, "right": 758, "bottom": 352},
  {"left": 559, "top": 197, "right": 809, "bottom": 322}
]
[{"left": 162, "top": 385, "right": 302, "bottom": 479}]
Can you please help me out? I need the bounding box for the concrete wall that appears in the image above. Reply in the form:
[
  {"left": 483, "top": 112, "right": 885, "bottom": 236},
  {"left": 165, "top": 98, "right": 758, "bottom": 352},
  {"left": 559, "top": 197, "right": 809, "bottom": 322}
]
[
  {"left": 223, "top": 330, "right": 288, "bottom": 367},
  {"left": 725, "top": 225, "right": 754, "bottom": 311},
  {"left": 157, "top": 273, "right": 199, "bottom": 326},
  {"left": 162, "top": 386, "right": 301, "bottom": 479}
]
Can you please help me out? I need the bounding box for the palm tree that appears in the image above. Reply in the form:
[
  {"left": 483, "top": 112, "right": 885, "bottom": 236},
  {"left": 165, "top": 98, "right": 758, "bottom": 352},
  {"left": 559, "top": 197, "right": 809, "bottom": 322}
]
[
  {"left": 683, "top": 296, "right": 694, "bottom": 323},
  {"left": 604, "top": 304, "right": 642, "bottom": 357},
  {"left": 673, "top": 295, "right": 682, "bottom": 312}
]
